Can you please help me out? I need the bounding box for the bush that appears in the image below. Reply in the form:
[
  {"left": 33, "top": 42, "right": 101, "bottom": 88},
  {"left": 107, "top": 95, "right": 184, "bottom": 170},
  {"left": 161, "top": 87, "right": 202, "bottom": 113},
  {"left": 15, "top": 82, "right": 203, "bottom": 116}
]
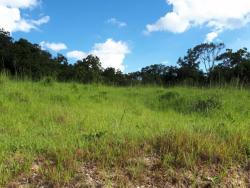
[
  {"left": 150, "top": 91, "right": 222, "bottom": 115},
  {"left": 193, "top": 96, "right": 222, "bottom": 113},
  {"left": 155, "top": 91, "right": 185, "bottom": 112}
]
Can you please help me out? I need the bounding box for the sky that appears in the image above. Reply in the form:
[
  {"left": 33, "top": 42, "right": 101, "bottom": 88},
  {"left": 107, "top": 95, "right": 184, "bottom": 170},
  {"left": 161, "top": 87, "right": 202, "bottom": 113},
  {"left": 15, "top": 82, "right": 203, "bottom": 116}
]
[{"left": 1, "top": 0, "right": 250, "bottom": 72}]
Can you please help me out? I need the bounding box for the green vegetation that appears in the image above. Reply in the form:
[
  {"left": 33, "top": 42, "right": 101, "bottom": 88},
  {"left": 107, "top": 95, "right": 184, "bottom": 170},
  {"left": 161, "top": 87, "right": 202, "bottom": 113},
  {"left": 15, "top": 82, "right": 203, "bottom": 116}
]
[
  {"left": 0, "top": 75, "right": 249, "bottom": 187},
  {"left": 1, "top": 29, "right": 250, "bottom": 87}
]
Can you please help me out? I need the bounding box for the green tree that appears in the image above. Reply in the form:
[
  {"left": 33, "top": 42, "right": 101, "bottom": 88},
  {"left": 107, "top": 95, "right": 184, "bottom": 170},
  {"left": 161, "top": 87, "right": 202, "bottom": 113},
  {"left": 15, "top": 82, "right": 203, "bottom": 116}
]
[
  {"left": 74, "top": 55, "right": 103, "bottom": 83},
  {"left": 193, "top": 43, "right": 225, "bottom": 73},
  {"left": 177, "top": 48, "right": 203, "bottom": 83},
  {"left": 215, "top": 48, "right": 250, "bottom": 83},
  {"left": 0, "top": 29, "right": 13, "bottom": 72},
  {"left": 141, "top": 64, "right": 168, "bottom": 84}
]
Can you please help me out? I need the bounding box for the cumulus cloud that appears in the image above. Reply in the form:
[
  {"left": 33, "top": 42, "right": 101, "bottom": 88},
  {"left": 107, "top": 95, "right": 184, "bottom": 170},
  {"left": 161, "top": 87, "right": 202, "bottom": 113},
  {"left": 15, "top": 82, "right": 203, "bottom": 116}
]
[
  {"left": 66, "top": 51, "right": 87, "bottom": 60},
  {"left": 205, "top": 31, "right": 221, "bottom": 43},
  {"left": 107, "top": 18, "right": 127, "bottom": 28},
  {"left": 146, "top": 0, "right": 250, "bottom": 41},
  {"left": 91, "top": 39, "right": 130, "bottom": 71},
  {"left": 67, "top": 39, "right": 130, "bottom": 71},
  {"left": 40, "top": 41, "right": 68, "bottom": 52},
  {"left": 0, "top": 0, "right": 49, "bottom": 33}
]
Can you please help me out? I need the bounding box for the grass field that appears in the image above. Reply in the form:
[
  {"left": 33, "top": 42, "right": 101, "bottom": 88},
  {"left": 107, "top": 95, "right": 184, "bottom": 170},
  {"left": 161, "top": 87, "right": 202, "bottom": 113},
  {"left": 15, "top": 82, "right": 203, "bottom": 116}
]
[{"left": 0, "top": 75, "right": 249, "bottom": 187}]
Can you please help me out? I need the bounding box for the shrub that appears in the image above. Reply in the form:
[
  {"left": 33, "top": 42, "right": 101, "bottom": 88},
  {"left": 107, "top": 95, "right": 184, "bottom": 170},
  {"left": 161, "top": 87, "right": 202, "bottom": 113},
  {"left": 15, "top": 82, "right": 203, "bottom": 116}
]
[
  {"left": 193, "top": 96, "right": 222, "bottom": 113},
  {"left": 151, "top": 91, "right": 222, "bottom": 115},
  {"left": 156, "top": 91, "right": 186, "bottom": 112}
]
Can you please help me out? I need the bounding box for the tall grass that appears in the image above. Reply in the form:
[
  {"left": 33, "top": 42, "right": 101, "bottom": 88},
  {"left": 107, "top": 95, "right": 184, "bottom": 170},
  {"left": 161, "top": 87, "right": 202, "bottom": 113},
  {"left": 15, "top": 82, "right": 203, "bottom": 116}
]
[{"left": 0, "top": 74, "right": 249, "bottom": 186}]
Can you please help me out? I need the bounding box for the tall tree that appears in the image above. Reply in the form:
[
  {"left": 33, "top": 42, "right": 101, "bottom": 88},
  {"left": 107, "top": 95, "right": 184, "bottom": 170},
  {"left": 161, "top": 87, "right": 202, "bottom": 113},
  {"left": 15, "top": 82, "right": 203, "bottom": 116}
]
[
  {"left": 193, "top": 43, "right": 225, "bottom": 73},
  {"left": 0, "top": 29, "right": 13, "bottom": 72},
  {"left": 177, "top": 48, "right": 203, "bottom": 82},
  {"left": 216, "top": 48, "right": 250, "bottom": 67},
  {"left": 74, "top": 55, "right": 103, "bottom": 83}
]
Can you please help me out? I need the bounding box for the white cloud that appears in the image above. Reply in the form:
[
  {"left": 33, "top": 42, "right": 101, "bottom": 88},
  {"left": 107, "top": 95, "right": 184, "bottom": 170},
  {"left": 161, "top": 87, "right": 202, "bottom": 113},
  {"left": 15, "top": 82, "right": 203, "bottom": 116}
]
[
  {"left": 31, "top": 16, "right": 50, "bottom": 25},
  {"left": 67, "top": 39, "right": 130, "bottom": 71},
  {"left": 205, "top": 31, "right": 220, "bottom": 43},
  {"left": 40, "top": 41, "right": 68, "bottom": 52},
  {"left": 91, "top": 39, "right": 130, "bottom": 71},
  {"left": 146, "top": 0, "right": 250, "bottom": 41},
  {"left": 0, "top": 0, "right": 49, "bottom": 33},
  {"left": 0, "top": 0, "right": 38, "bottom": 8},
  {"left": 66, "top": 51, "right": 87, "bottom": 60},
  {"left": 107, "top": 18, "right": 127, "bottom": 28}
]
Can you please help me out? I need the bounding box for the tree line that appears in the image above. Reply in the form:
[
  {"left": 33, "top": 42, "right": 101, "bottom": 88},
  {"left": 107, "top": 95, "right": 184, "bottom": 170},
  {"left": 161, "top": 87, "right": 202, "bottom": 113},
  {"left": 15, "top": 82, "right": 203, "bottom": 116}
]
[{"left": 1, "top": 29, "right": 250, "bottom": 86}]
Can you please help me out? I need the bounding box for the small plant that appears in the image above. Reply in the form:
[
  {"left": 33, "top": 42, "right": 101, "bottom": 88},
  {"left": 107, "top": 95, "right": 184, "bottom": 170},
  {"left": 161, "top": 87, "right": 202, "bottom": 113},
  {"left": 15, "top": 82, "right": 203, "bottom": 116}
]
[
  {"left": 245, "top": 144, "right": 250, "bottom": 158},
  {"left": 126, "top": 159, "right": 146, "bottom": 180},
  {"left": 50, "top": 94, "right": 69, "bottom": 104},
  {"left": 7, "top": 91, "right": 30, "bottom": 103},
  {"left": 193, "top": 96, "right": 221, "bottom": 113},
  {"left": 0, "top": 73, "right": 9, "bottom": 86},
  {"left": 90, "top": 91, "right": 108, "bottom": 102},
  {"left": 81, "top": 131, "right": 106, "bottom": 142},
  {"left": 162, "top": 153, "right": 175, "bottom": 168},
  {"left": 41, "top": 76, "right": 55, "bottom": 86},
  {"left": 71, "top": 83, "right": 79, "bottom": 92},
  {"left": 159, "top": 91, "right": 180, "bottom": 101}
]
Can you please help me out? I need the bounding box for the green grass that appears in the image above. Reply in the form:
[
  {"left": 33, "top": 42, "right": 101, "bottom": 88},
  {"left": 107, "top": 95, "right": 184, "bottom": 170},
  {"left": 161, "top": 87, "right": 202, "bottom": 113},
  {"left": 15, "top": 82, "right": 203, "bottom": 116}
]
[{"left": 0, "top": 75, "right": 250, "bottom": 186}]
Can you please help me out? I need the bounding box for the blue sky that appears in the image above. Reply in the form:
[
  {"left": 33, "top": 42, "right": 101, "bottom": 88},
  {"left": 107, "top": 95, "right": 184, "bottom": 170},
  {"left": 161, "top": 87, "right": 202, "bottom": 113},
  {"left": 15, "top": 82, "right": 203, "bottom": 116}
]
[{"left": 1, "top": 0, "right": 250, "bottom": 72}]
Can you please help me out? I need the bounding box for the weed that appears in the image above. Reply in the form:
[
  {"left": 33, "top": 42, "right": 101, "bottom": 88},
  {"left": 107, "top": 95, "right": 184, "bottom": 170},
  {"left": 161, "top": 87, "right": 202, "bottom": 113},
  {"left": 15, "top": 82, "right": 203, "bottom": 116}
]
[
  {"left": 193, "top": 96, "right": 221, "bottom": 113},
  {"left": 50, "top": 94, "right": 69, "bottom": 104},
  {"left": 89, "top": 91, "right": 108, "bottom": 102},
  {"left": 7, "top": 91, "right": 30, "bottom": 103},
  {"left": 162, "top": 153, "right": 175, "bottom": 168},
  {"left": 159, "top": 91, "right": 180, "bottom": 100},
  {"left": 41, "top": 76, "right": 55, "bottom": 86},
  {"left": 0, "top": 73, "right": 9, "bottom": 86},
  {"left": 81, "top": 131, "right": 106, "bottom": 142}
]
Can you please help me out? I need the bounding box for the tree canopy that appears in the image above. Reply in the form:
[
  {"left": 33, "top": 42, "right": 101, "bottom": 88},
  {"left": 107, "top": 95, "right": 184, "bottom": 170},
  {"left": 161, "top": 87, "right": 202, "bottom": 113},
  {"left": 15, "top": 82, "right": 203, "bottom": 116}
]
[{"left": 1, "top": 28, "right": 250, "bottom": 86}]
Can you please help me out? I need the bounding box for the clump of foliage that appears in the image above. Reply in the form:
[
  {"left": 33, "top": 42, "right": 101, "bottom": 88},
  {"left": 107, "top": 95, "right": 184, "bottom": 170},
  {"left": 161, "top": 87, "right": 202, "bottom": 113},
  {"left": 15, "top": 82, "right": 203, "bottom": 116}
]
[
  {"left": 81, "top": 131, "right": 106, "bottom": 142},
  {"left": 193, "top": 96, "right": 222, "bottom": 113},
  {"left": 151, "top": 91, "right": 222, "bottom": 115},
  {"left": 159, "top": 91, "right": 180, "bottom": 100}
]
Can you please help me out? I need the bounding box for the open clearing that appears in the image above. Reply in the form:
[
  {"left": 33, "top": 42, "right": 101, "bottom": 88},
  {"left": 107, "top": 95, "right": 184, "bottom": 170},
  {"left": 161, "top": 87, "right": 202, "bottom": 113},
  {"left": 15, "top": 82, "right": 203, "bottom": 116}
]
[{"left": 0, "top": 77, "right": 250, "bottom": 187}]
